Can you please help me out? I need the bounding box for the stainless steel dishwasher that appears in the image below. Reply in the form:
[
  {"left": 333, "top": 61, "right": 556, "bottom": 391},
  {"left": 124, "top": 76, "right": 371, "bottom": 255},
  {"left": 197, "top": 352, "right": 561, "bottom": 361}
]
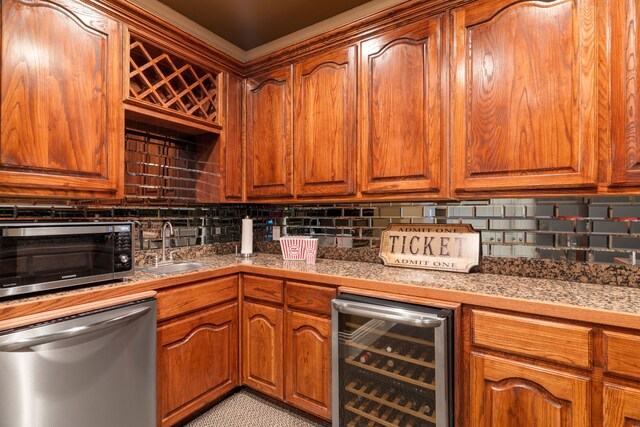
[{"left": 0, "top": 294, "right": 156, "bottom": 427}]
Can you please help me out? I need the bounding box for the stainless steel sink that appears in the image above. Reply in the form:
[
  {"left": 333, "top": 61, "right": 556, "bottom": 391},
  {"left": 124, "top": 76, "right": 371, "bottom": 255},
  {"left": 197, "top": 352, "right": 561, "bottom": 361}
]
[{"left": 139, "top": 261, "right": 208, "bottom": 276}]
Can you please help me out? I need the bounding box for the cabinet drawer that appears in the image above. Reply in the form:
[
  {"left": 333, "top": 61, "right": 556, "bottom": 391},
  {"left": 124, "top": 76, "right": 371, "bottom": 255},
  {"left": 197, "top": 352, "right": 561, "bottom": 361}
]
[
  {"left": 604, "top": 330, "right": 640, "bottom": 380},
  {"left": 157, "top": 275, "right": 238, "bottom": 321},
  {"left": 470, "top": 309, "right": 593, "bottom": 369},
  {"left": 287, "top": 282, "right": 336, "bottom": 315},
  {"left": 243, "top": 275, "right": 283, "bottom": 304}
]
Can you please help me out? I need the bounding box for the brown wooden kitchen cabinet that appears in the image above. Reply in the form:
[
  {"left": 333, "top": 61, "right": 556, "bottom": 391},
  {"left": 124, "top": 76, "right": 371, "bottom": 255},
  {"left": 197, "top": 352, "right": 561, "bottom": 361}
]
[
  {"left": 242, "top": 275, "right": 334, "bottom": 420},
  {"left": 245, "top": 66, "right": 294, "bottom": 199},
  {"left": 158, "top": 302, "right": 239, "bottom": 427},
  {"left": 603, "top": 383, "right": 640, "bottom": 426},
  {"left": 242, "top": 301, "right": 285, "bottom": 399},
  {"left": 293, "top": 45, "right": 357, "bottom": 198},
  {"left": 284, "top": 282, "right": 336, "bottom": 420},
  {"left": 156, "top": 275, "right": 239, "bottom": 427},
  {"left": 470, "top": 352, "right": 590, "bottom": 426},
  {"left": 466, "top": 307, "right": 594, "bottom": 426},
  {"left": 359, "top": 15, "right": 447, "bottom": 198},
  {"left": 285, "top": 310, "right": 332, "bottom": 420},
  {"left": 451, "top": 0, "right": 598, "bottom": 196},
  {"left": 609, "top": 0, "right": 640, "bottom": 188},
  {"left": 0, "top": 0, "right": 124, "bottom": 199}
]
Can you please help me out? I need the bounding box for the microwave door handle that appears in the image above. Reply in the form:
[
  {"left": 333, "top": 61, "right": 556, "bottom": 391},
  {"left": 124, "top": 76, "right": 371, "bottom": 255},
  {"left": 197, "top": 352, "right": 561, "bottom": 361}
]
[
  {"left": 0, "top": 305, "right": 150, "bottom": 352},
  {"left": 332, "top": 300, "right": 442, "bottom": 328},
  {"left": 2, "top": 225, "right": 115, "bottom": 237}
]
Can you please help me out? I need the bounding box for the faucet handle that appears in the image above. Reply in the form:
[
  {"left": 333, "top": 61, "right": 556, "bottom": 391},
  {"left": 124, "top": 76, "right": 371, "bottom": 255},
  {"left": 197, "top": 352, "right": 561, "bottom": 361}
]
[{"left": 169, "top": 250, "right": 179, "bottom": 261}]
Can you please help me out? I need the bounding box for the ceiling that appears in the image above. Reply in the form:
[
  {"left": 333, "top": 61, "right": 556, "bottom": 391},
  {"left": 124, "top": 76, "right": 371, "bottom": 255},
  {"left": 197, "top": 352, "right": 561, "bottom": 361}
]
[{"left": 155, "top": 0, "right": 375, "bottom": 51}]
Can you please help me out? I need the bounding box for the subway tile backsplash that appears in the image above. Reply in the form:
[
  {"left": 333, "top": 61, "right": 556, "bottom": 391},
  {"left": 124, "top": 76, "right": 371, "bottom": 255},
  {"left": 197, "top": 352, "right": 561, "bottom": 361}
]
[{"left": 1, "top": 196, "right": 640, "bottom": 266}]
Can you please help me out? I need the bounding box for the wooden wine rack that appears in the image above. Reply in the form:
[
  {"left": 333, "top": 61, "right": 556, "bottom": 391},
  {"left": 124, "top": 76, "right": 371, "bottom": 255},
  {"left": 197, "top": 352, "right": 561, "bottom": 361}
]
[{"left": 128, "top": 36, "right": 219, "bottom": 126}]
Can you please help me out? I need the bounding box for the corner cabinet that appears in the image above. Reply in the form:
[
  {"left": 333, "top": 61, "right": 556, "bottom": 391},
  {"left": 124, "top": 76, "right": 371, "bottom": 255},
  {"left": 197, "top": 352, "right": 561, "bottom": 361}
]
[
  {"left": 293, "top": 45, "right": 357, "bottom": 198},
  {"left": 0, "top": 0, "right": 124, "bottom": 199},
  {"left": 451, "top": 0, "right": 598, "bottom": 196},
  {"left": 245, "top": 66, "right": 294, "bottom": 199},
  {"left": 359, "top": 16, "right": 447, "bottom": 197}
]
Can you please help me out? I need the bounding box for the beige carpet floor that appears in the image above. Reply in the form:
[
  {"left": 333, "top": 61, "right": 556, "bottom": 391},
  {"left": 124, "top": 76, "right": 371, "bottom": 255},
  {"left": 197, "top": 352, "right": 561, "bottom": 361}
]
[{"left": 185, "top": 390, "right": 328, "bottom": 427}]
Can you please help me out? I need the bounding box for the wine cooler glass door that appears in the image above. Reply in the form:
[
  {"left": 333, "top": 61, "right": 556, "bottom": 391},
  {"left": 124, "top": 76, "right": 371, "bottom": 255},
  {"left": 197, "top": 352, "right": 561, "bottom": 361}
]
[{"left": 331, "top": 295, "right": 451, "bottom": 427}]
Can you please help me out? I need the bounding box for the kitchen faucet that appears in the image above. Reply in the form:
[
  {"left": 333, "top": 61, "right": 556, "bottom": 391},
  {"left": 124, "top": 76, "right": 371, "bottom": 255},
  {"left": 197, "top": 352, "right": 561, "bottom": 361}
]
[
  {"left": 161, "top": 221, "right": 174, "bottom": 263},
  {"left": 132, "top": 220, "right": 143, "bottom": 251}
]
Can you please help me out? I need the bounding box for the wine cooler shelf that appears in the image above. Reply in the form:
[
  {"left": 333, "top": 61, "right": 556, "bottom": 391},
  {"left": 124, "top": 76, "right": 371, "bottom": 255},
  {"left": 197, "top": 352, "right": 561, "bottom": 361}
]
[
  {"left": 344, "top": 380, "right": 436, "bottom": 426},
  {"left": 344, "top": 332, "right": 436, "bottom": 391},
  {"left": 346, "top": 380, "right": 436, "bottom": 422},
  {"left": 345, "top": 322, "right": 435, "bottom": 348}
]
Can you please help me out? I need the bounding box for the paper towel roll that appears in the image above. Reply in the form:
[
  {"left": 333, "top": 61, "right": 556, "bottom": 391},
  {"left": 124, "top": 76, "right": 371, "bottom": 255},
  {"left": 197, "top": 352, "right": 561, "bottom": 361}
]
[{"left": 241, "top": 217, "right": 253, "bottom": 255}]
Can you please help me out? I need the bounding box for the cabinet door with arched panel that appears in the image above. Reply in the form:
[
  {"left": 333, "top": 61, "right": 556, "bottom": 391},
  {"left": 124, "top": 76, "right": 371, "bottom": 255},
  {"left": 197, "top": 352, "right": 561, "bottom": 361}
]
[
  {"left": 470, "top": 353, "right": 590, "bottom": 426},
  {"left": 359, "top": 15, "right": 447, "bottom": 198},
  {"left": 285, "top": 310, "right": 331, "bottom": 420},
  {"left": 242, "top": 301, "right": 284, "bottom": 398},
  {"left": 245, "top": 67, "right": 293, "bottom": 199},
  {"left": 294, "top": 45, "right": 357, "bottom": 198},
  {"left": 451, "top": 0, "right": 597, "bottom": 196}
]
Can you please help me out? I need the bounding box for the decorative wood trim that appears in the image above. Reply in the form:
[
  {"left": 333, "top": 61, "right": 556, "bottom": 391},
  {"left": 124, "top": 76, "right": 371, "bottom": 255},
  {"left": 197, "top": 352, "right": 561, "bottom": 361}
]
[{"left": 244, "top": 0, "right": 476, "bottom": 75}]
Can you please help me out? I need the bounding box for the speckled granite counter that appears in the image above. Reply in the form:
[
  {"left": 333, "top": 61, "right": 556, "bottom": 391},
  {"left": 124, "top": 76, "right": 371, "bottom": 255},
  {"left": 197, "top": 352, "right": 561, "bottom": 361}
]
[
  {"left": 3, "top": 253, "right": 640, "bottom": 328},
  {"left": 189, "top": 254, "right": 640, "bottom": 315}
]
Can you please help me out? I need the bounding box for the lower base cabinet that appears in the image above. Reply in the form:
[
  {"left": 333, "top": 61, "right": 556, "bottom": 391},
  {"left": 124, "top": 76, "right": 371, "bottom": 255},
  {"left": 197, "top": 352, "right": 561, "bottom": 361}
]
[
  {"left": 158, "top": 302, "right": 239, "bottom": 427},
  {"left": 470, "top": 353, "right": 590, "bottom": 426},
  {"left": 285, "top": 310, "right": 331, "bottom": 419},
  {"left": 604, "top": 383, "right": 640, "bottom": 426},
  {"left": 242, "top": 301, "right": 284, "bottom": 399}
]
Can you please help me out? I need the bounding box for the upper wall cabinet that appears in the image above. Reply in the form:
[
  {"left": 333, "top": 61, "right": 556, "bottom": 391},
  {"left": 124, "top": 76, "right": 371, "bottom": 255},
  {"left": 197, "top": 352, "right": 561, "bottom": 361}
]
[
  {"left": 126, "top": 34, "right": 221, "bottom": 133},
  {"left": 610, "top": 0, "right": 640, "bottom": 188},
  {"left": 451, "top": 0, "right": 598, "bottom": 196},
  {"left": 0, "top": 0, "right": 123, "bottom": 199},
  {"left": 246, "top": 66, "right": 294, "bottom": 199},
  {"left": 359, "top": 16, "right": 447, "bottom": 197},
  {"left": 293, "top": 46, "right": 357, "bottom": 198}
]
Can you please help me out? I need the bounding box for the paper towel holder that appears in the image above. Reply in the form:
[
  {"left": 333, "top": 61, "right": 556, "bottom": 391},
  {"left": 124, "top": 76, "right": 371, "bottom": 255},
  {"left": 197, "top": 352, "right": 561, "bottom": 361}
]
[{"left": 235, "top": 244, "right": 255, "bottom": 259}]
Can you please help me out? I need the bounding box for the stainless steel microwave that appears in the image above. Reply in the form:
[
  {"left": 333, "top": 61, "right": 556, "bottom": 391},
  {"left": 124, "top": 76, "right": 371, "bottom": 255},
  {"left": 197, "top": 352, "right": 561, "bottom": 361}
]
[{"left": 0, "top": 222, "right": 134, "bottom": 298}]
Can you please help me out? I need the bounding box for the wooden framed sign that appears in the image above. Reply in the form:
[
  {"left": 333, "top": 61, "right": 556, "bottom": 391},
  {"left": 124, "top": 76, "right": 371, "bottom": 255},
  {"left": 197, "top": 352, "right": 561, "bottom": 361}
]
[{"left": 378, "top": 224, "right": 480, "bottom": 273}]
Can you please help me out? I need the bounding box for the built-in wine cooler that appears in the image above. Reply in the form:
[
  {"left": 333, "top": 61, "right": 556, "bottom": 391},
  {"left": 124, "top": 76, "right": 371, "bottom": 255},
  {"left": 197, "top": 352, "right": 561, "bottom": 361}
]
[{"left": 331, "top": 294, "right": 453, "bottom": 427}]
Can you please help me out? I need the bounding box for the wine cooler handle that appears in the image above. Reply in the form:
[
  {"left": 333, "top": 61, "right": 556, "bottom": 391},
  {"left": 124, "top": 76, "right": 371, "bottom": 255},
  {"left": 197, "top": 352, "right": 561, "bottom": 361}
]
[{"left": 332, "top": 300, "right": 442, "bottom": 328}]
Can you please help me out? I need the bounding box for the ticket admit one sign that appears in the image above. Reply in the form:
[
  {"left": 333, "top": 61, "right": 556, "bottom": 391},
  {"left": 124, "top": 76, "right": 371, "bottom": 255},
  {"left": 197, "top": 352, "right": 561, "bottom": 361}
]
[{"left": 378, "top": 224, "right": 481, "bottom": 273}]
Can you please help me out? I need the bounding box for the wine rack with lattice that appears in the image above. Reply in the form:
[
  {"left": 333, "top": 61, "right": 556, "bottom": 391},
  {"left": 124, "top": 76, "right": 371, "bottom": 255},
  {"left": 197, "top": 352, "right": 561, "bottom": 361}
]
[{"left": 128, "top": 36, "right": 219, "bottom": 125}]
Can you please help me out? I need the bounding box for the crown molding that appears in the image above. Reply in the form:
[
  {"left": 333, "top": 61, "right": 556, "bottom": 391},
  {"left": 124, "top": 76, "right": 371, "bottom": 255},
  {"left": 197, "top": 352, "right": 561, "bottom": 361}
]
[
  {"left": 244, "top": 0, "right": 408, "bottom": 61},
  {"left": 126, "top": 0, "right": 248, "bottom": 61},
  {"left": 126, "top": 0, "right": 408, "bottom": 63}
]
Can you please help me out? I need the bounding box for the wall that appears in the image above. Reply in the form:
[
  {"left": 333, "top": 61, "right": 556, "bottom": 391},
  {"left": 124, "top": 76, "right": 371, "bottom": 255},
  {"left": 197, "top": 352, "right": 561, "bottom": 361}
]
[{"left": 1, "top": 196, "right": 639, "bottom": 267}]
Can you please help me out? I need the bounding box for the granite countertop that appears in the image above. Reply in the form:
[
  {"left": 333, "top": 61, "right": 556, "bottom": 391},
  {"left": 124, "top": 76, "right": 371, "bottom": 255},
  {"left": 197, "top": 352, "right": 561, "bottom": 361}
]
[
  {"left": 3, "top": 253, "right": 640, "bottom": 319},
  {"left": 133, "top": 253, "right": 640, "bottom": 315}
]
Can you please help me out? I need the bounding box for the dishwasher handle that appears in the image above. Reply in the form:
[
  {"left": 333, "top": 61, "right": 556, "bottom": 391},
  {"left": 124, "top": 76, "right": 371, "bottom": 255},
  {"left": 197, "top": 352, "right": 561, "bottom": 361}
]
[
  {"left": 0, "top": 305, "right": 151, "bottom": 352},
  {"left": 332, "top": 299, "right": 442, "bottom": 328}
]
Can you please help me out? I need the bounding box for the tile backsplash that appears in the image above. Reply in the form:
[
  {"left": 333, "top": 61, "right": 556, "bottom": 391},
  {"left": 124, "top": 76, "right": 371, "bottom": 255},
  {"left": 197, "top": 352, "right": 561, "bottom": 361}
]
[{"left": 1, "top": 196, "right": 639, "bottom": 266}]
